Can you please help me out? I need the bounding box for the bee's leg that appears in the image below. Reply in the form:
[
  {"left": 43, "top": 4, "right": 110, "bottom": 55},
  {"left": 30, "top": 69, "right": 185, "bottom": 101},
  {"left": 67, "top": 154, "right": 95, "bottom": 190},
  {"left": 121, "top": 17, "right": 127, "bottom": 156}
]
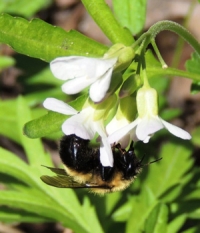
[
  {"left": 128, "top": 141, "right": 134, "bottom": 151},
  {"left": 114, "top": 143, "right": 126, "bottom": 154},
  {"left": 100, "top": 165, "right": 114, "bottom": 181}
]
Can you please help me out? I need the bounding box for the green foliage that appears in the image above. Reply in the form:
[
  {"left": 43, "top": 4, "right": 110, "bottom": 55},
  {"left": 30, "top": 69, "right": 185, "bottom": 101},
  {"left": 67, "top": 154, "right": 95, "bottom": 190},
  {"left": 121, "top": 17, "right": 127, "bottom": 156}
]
[
  {"left": 0, "top": 96, "right": 104, "bottom": 233},
  {"left": 0, "top": 14, "right": 108, "bottom": 62},
  {"left": 0, "top": 1, "right": 200, "bottom": 232},
  {"left": 24, "top": 94, "right": 88, "bottom": 138},
  {"left": 191, "top": 126, "right": 200, "bottom": 146},
  {"left": 185, "top": 52, "right": 200, "bottom": 93},
  {"left": 82, "top": 0, "right": 134, "bottom": 45},
  {"left": 0, "top": 55, "right": 15, "bottom": 70},
  {"left": 0, "top": 0, "right": 52, "bottom": 18},
  {"left": 113, "top": 0, "right": 147, "bottom": 35}
]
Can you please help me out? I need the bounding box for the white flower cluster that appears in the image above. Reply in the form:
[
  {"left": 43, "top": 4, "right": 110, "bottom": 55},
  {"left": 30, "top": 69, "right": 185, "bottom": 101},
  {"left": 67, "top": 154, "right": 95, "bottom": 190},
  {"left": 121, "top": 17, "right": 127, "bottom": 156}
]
[{"left": 44, "top": 56, "right": 191, "bottom": 167}]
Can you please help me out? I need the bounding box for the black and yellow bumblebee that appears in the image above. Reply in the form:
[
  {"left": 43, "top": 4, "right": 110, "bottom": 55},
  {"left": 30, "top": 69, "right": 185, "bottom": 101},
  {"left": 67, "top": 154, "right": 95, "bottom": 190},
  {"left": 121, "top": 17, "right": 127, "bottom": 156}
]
[{"left": 41, "top": 134, "right": 160, "bottom": 194}]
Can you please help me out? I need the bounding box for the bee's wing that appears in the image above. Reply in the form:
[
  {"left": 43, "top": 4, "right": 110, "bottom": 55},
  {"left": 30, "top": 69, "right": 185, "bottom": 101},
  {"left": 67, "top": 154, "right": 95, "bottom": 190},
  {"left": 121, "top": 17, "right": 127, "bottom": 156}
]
[
  {"left": 40, "top": 175, "right": 88, "bottom": 188},
  {"left": 41, "top": 165, "right": 67, "bottom": 176},
  {"left": 41, "top": 165, "right": 112, "bottom": 190}
]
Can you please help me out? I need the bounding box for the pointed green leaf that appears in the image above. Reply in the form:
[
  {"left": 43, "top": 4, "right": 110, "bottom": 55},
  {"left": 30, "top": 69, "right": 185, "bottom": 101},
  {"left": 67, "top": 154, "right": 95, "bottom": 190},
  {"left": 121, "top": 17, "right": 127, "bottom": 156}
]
[
  {"left": 82, "top": 0, "right": 134, "bottom": 45},
  {"left": 0, "top": 0, "right": 52, "bottom": 18},
  {"left": 82, "top": 197, "right": 104, "bottom": 233},
  {"left": 143, "top": 140, "right": 193, "bottom": 198},
  {"left": 126, "top": 194, "right": 158, "bottom": 233},
  {"left": 186, "top": 52, "right": 200, "bottom": 93},
  {"left": 17, "top": 96, "right": 52, "bottom": 166},
  {"left": 24, "top": 95, "right": 87, "bottom": 138},
  {"left": 113, "top": 0, "right": 147, "bottom": 35},
  {"left": 0, "top": 55, "right": 15, "bottom": 69},
  {"left": 167, "top": 214, "right": 187, "bottom": 233},
  {"left": 0, "top": 147, "right": 38, "bottom": 186},
  {"left": 0, "top": 207, "right": 50, "bottom": 223},
  {"left": 144, "top": 203, "right": 168, "bottom": 233},
  {"left": 0, "top": 14, "right": 108, "bottom": 62},
  {"left": 0, "top": 190, "right": 69, "bottom": 223}
]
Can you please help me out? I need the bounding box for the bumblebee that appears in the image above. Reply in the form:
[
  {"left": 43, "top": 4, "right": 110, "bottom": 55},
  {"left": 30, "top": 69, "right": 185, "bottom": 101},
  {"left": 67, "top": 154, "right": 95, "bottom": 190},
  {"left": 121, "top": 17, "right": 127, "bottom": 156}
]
[{"left": 41, "top": 134, "right": 160, "bottom": 194}]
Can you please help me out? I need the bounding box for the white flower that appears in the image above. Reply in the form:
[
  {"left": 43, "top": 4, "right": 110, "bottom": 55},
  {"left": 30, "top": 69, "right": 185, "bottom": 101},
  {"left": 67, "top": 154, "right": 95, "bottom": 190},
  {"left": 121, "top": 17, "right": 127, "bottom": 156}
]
[
  {"left": 108, "top": 86, "right": 191, "bottom": 145},
  {"left": 106, "top": 116, "right": 131, "bottom": 148},
  {"left": 50, "top": 56, "right": 117, "bottom": 103},
  {"left": 43, "top": 97, "right": 113, "bottom": 167}
]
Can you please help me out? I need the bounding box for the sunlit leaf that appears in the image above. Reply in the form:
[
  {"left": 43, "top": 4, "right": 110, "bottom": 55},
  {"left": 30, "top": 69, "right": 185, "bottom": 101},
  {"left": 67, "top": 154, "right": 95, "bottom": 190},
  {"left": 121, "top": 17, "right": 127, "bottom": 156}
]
[
  {"left": 167, "top": 214, "right": 187, "bottom": 233},
  {"left": 0, "top": 55, "right": 15, "bottom": 69},
  {"left": 24, "top": 94, "right": 87, "bottom": 138},
  {"left": 191, "top": 126, "right": 200, "bottom": 147},
  {"left": 143, "top": 140, "right": 193, "bottom": 198},
  {"left": 0, "top": 0, "right": 52, "bottom": 18},
  {"left": 186, "top": 52, "right": 200, "bottom": 94},
  {"left": 144, "top": 203, "right": 168, "bottom": 233},
  {"left": 0, "top": 14, "right": 108, "bottom": 62},
  {"left": 0, "top": 206, "right": 51, "bottom": 223},
  {"left": 113, "top": 0, "right": 147, "bottom": 35}
]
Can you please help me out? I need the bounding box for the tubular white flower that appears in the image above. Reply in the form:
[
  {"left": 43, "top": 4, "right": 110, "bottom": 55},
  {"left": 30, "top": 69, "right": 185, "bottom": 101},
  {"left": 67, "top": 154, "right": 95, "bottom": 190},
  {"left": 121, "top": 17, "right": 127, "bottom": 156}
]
[
  {"left": 106, "top": 116, "right": 131, "bottom": 148},
  {"left": 108, "top": 86, "right": 191, "bottom": 145},
  {"left": 43, "top": 97, "right": 113, "bottom": 167},
  {"left": 50, "top": 56, "right": 117, "bottom": 103}
]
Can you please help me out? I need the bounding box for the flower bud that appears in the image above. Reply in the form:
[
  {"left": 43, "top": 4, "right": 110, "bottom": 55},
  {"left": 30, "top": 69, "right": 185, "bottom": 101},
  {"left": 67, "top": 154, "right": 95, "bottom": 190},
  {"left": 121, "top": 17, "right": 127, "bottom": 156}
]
[
  {"left": 136, "top": 86, "right": 158, "bottom": 117},
  {"left": 119, "top": 74, "right": 141, "bottom": 98},
  {"left": 104, "top": 43, "right": 135, "bottom": 72}
]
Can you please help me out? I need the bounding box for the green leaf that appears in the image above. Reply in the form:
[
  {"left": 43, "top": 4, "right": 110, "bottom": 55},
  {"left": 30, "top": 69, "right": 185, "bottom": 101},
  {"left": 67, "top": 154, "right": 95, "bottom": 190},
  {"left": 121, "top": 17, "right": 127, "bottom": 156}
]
[
  {"left": 185, "top": 52, "right": 200, "bottom": 93},
  {"left": 82, "top": 197, "right": 104, "bottom": 233},
  {"left": 24, "top": 94, "right": 88, "bottom": 138},
  {"left": 17, "top": 96, "right": 52, "bottom": 166},
  {"left": 0, "top": 0, "right": 52, "bottom": 18},
  {"left": 112, "top": 199, "right": 133, "bottom": 222},
  {"left": 160, "top": 108, "right": 181, "bottom": 121},
  {"left": 144, "top": 203, "right": 168, "bottom": 233},
  {"left": 0, "top": 147, "right": 38, "bottom": 187},
  {"left": 82, "top": 0, "right": 134, "bottom": 45},
  {"left": 113, "top": 0, "right": 147, "bottom": 35},
  {"left": 0, "top": 190, "right": 70, "bottom": 223},
  {"left": 0, "top": 55, "right": 15, "bottom": 69},
  {"left": 182, "top": 225, "right": 200, "bottom": 233},
  {"left": 167, "top": 214, "right": 187, "bottom": 233},
  {"left": 25, "top": 67, "right": 63, "bottom": 86},
  {"left": 0, "top": 100, "right": 20, "bottom": 143},
  {"left": 191, "top": 126, "right": 200, "bottom": 146},
  {"left": 0, "top": 206, "right": 51, "bottom": 223},
  {"left": 143, "top": 140, "right": 193, "bottom": 198},
  {"left": 186, "top": 52, "right": 200, "bottom": 74},
  {"left": 126, "top": 191, "right": 158, "bottom": 233},
  {"left": 0, "top": 14, "right": 108, "bottom": 62}
]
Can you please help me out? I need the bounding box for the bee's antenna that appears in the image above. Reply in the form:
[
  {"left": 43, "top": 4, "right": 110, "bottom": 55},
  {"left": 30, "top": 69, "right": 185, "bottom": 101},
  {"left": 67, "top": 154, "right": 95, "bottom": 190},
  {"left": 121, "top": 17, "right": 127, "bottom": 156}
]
[{"left": 141, "top": 157, "right": 162, "bottom": 167}]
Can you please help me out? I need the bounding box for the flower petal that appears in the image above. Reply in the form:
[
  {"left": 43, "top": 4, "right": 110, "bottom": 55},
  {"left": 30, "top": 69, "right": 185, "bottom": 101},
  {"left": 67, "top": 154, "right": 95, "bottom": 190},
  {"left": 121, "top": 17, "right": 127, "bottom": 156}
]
[
  {"left": 108, "top": 118, "right": 140, "bottom": 144},
  {"left": 100, "top": 137, "right": 114, "bottom": 167},
  {"left": 43, "top": 98, "right": 78, "bottom": 115},
  {"left": 89, "top": 68, "right": 113, "bottom": 102},
  {"left": 50, "top": 57, "right": 93, "bottom": 80},
  {"left": 92, "top": 120, "right": 114, "bottom": 167},
  {"left": 136, "top": 116, "right": 163, "bottom": 141},
  {"left": 62, "top": 114, "right": 95, "bottom": 140},
  {"left": 50, "top": 56, "right": 117, "bottom": 81},
  {"left": 61, "top": 75, "right": 94, "bottom": 94},
  {"left": 143, "top": 135, "right": 151, "bottom": 143},
  {"left": 160, "top": 118, "right": 191, "bottom": 140}
]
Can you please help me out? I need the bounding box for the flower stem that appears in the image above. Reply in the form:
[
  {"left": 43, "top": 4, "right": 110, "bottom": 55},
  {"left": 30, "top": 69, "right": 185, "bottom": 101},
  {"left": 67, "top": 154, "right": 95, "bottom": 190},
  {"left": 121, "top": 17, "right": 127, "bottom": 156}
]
[
  {"left": 171, "top": 0, "right": 196, "bottom": 67},
  {"left": 133, "top": 20, "right": 200, "bottom": 56},
  {"left": 151, "top": 39, "right": 168, "bottom": 68},
  {"left": 81, "top": 0, "right": 134, "bottom": 45},
  {"left": 140, "top": 51, "right": 149, "bottom": 87}
]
